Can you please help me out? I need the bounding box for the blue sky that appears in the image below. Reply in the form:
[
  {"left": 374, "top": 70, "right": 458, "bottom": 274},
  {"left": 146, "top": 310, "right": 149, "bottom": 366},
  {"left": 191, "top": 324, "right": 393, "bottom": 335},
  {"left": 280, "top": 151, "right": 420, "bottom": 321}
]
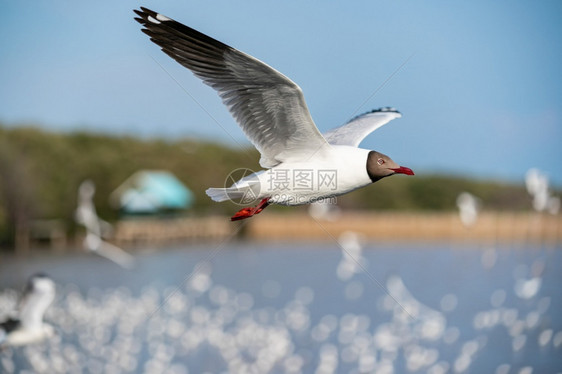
[{"left": 1, "top": 1, "right": 561, "bottom": 186}]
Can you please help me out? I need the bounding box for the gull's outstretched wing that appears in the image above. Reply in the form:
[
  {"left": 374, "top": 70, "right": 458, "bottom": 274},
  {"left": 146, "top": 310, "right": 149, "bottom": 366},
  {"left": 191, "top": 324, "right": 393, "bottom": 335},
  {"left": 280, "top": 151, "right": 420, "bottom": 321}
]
[
  {"left": 323, "top": 107, "right": 401, "bottom": 147},
  {"left": 96, "top": 241, "right": 135, "bottom": 270},
  {"left": 85, "top": 233, "right": 135, "bottom": 269},
  {"left": 134, "top": 7, "right": 330, "bottom": 167}
]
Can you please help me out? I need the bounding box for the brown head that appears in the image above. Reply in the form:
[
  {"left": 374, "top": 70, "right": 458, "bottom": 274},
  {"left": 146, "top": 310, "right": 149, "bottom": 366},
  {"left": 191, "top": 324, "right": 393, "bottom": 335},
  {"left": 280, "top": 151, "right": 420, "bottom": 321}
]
[{"left": 366, "top": 151, "right": 414, "bottom": 183}]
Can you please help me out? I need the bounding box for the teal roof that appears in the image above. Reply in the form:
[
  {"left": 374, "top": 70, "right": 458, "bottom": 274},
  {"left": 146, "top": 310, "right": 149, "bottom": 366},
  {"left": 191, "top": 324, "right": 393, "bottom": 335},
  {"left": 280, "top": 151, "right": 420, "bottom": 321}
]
[{"left": 111, "top": 170, "right": 193, "bottom": 213}]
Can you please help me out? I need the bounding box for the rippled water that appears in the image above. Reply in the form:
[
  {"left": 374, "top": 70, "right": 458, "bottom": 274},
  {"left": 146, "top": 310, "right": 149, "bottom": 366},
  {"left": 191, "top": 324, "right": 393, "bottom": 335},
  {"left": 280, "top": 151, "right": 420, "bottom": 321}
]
[{"left": 1, "top": 239, "right": 561, "bottom": 373}]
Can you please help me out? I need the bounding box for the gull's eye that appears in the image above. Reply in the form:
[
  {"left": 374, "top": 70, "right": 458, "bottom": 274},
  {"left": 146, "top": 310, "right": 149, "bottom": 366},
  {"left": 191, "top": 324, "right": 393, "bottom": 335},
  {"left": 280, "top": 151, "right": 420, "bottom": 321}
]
[{"left": 377, "top": 158, "right": 385, "bottom": 166}]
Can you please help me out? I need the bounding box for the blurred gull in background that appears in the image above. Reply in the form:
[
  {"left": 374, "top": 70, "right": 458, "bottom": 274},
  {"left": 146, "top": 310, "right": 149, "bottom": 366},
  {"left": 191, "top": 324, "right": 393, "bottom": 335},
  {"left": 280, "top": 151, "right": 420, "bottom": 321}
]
[
  {"left": 308, "top": 200, "right": 342, "bottom": 222},
  {"left": 336, "top": 231, "right": 366, "bottom": 281},
  {"left": 513, "top": 259, "right": 545, "bottom": 300},
  {"left": 385, "top": 276, "right": 447, "bottom": 340},
  {"left": 456, "top": 192, "right": 481, "bottom": 228},
  {"left": 0, "top": 274, "right": 56, "bottom": 348},
  {"left": 525, "top": 168, "right": 560, "bottom": 215},
  {"left": 75, "top": 180, "right": 135, "bottom": 269}
]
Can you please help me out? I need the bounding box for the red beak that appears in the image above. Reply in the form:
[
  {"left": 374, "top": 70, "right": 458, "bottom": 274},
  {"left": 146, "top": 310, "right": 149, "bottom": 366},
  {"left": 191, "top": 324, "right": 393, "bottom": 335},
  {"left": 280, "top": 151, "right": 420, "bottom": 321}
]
[{"left": 390, "top": 166, "right": 415, "bottom": 176}]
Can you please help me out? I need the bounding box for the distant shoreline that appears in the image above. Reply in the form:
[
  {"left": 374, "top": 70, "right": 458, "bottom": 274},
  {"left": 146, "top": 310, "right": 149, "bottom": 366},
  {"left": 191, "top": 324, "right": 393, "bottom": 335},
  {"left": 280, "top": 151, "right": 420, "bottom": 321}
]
[
  {"left": 107, "top": 212, "right": 561, "bottom": 247},
  {"left": 6, "top": 212, "right": 559, "bottom": 253}
]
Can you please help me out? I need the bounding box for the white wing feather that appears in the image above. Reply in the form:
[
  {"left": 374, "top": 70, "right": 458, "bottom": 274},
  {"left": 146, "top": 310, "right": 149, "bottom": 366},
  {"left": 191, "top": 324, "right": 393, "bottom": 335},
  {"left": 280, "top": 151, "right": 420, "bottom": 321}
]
[
  {"left": 323, "top": 108, "right": 401, "bottom": 147},
  {"left": 135, "top": 8, "right": 330, "bottom": 167}
]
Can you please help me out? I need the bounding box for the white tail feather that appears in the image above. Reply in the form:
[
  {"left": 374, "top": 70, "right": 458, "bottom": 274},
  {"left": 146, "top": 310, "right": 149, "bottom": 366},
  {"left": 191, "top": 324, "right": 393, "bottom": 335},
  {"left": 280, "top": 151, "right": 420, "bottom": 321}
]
[{"left": 206, "top": 188, "right": 244, "bottom": 202}]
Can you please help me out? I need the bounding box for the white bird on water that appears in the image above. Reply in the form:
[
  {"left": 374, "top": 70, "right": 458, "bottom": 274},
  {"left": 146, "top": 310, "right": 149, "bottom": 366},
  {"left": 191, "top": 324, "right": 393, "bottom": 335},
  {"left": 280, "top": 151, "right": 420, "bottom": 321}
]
[
  {"left": 75, "top": 180, "right": 135, "bottom": 268},
  {"left": 135, "top": 8, "right": 414, "bottom": 221},
  {"left": 0, "top": 274, "right": 55, "bottom": 347}
]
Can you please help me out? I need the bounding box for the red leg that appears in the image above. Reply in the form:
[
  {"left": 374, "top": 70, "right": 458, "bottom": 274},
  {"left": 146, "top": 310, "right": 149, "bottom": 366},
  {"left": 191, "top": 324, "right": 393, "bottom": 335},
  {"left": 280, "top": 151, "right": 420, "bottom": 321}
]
[
  {"left": 230, "top": 207, "right": 255, "bottom": 221},
  {"left": 253, "top": 198, "right": 270, "bottom": 214},
  {"left": 230, "top": 198, "right": 270, "bottom": 221}
]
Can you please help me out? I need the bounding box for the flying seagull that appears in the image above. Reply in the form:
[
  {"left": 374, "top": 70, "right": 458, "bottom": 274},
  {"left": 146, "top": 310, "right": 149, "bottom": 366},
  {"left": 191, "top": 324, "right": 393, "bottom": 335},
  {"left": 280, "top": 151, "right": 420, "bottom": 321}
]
[
  {"left": 134, "top": 7, "right": 414, "bottom": 221},
  {"left": 75, "top": 180, "right": 135, "bottom": 268},
  {"left": 0, "top": 274, "right": 56, "bottom": 347}
]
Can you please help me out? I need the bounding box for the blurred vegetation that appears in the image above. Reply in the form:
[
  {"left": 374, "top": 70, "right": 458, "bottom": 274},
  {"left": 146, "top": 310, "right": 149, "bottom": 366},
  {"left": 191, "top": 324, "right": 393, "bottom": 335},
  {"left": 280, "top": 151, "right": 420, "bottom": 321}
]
[{"left": 0, "top": 125, "right": 540, "bottom": 247}]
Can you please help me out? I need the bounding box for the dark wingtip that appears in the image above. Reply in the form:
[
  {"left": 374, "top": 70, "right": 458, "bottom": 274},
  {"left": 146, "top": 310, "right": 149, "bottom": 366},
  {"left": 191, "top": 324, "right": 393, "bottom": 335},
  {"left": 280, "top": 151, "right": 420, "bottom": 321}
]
[
  {"left": 139, "top": 6, "right": 156, "bottom": 15},
  {"left": 134, "top": 7, "right": 162, "bottom": 23},
  {"left": 369, "top": 107, "right": 401, "bottom": 115},
  {"left": 30, "top": 272, "right": 51, "bottom": 279},
  {"left": 347, "top": 107, "right": 401, "bottom": 124},
  {"left": 134, "top": 17, "right": 147, "bottom": 25},
  {"left": 357, "top": 106, "right": 402, "bottom": 117}
]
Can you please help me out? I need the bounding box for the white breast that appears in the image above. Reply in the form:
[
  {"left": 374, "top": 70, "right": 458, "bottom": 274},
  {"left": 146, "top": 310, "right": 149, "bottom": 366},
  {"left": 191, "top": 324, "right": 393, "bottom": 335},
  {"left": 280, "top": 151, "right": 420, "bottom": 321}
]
[{"left": 256, "top": 146, "right": 371, "bottom": 205}]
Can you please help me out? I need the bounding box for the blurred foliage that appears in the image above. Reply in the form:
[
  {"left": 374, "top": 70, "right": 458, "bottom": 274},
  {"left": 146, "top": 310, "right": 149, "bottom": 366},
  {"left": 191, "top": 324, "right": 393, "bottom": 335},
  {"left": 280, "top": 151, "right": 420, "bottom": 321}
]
[
  {"left": 0, "top": 125, "right": 541, "bottom": 246},
  {"left": 336, "top": 174, "right": 535, "bottom": 212}
]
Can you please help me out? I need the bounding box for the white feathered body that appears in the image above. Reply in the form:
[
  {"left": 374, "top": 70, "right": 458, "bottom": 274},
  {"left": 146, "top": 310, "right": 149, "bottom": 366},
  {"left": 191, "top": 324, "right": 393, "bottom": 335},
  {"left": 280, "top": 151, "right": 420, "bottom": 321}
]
[{"left": 208, "top": 146, "right": 372, "bottom": 206}]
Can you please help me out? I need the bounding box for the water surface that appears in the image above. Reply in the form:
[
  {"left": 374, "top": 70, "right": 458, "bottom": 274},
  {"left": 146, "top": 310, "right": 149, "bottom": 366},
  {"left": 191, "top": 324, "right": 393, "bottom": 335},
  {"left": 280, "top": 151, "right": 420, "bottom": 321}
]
[{"left": 1, "top": 240, "right": 560, "bottom": 373}]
